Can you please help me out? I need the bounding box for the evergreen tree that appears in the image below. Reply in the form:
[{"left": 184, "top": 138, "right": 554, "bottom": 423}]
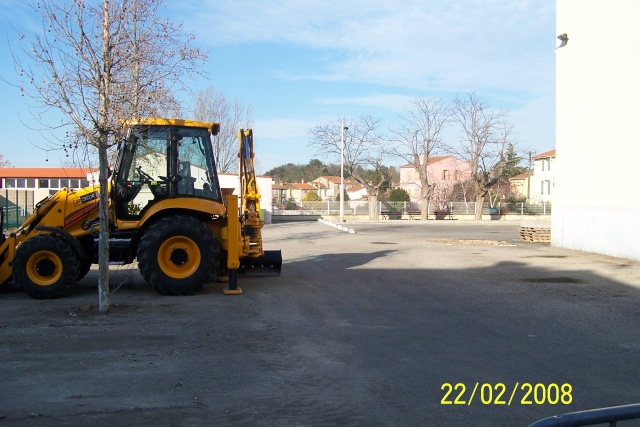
[
  {"left": 389, "top": 187, "right": 411, "bottom": 202},
  {"left": 503, "top": 144, "right": 527, "bottom": 178}
]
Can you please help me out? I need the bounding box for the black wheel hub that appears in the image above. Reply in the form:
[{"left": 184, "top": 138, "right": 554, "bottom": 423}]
[
  {"left": 36, "top": 259, "right": 56, "bottom": 277},
  {"left": 170, "top": 248, "right": 188, "bottom": 266}
]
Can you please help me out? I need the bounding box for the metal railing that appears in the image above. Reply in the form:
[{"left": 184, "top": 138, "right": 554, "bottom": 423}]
[
  {"left": 272, "top": 200, "right": 552, "bottom": 217},
  {"left": 528, "top": 403, "right": 640, "bottom": 427}
]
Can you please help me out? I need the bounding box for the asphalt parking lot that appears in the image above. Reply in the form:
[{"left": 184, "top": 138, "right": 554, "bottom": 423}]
[{"left": 1, "top": 220, "right": 639, "bottom": 426}]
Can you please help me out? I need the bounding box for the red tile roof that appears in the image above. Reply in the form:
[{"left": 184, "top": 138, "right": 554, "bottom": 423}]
[
  {"left": 319, "top": 176, "right": 341, "bottom": 184},
  {"left": 510, "top": 170, "right": 533, "bottom": 180},
  {"left": 219, "top": 172, "right": 271, "bottom": 178},
  {"left": 0, "top": 167, "right": 94, "bottom": 178},
  {"left": 292, "top": 182, "right": 317, "bottom": 190},
  {"left": 534, "top": 149, "right": 556, "bottom": 159}
]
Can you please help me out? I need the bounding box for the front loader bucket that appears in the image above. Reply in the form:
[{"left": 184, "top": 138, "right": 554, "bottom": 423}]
[{"left": 240, "top": 250, "right": 282, "bottom": 276}]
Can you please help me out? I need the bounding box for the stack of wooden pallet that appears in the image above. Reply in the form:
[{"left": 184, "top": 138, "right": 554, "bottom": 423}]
[{"left": 519, "top": 225, "right": 551, "bottom": 242}]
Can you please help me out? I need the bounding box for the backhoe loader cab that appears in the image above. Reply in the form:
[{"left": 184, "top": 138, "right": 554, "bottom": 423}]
[
  {"left": 114, "top": 119, "right": 223, "bottom": 219},
  {"left": 0, "top": 118, "right": 281, "bottom": 299}
]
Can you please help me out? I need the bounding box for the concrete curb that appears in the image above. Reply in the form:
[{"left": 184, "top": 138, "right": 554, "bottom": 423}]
[{"left": 318, "top": 218, "right": 356, "bottom": 233}]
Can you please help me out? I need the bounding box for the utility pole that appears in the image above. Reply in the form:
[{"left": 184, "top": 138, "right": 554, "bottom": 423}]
[
  {"left": 340, "top": 122, "right": 347, "bottom": 222},
  {"left": 526, "top": 150, "right": 535, "bottom": 202}
]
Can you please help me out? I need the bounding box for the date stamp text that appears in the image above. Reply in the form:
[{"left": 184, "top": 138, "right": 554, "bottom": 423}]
[{"left": 441, "top": 383, "right": 573, "bottom": 405}]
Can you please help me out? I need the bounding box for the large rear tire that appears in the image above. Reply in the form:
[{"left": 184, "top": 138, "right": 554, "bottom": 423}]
[
  {"left": 137, "top": 215, "right": 218, "bottom": 295},
  {"left": 12, "top": 235, "right": 79, "bottom": 299},
  {"left": 77, "top": 258, "right": 92, "bottom": 281}
]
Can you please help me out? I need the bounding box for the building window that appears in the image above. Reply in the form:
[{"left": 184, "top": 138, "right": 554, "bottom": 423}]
[
  {"left": 70, "top": 179, "right": 80, "bottom": 188},
  {"left": 81, "top": 179, "right": 90, "bottom": 187},
  {"left": 26, "top": 178, "right": 36, "bottom": 188},
  {"left": 17, "top": 178, "right": 26, "bottom": 188},
  {"left": 541, "top": 180, "right": 551, "bottom": 195},
  {"left": 442, "top": 170, "right": 450, "bottom": 180},
  {"left": 38, "top": 179, "right": 49, "bottom": 189}
]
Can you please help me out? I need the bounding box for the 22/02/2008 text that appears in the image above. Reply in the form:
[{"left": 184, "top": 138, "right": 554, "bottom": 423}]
[{"left": 440, "top": 382, "right": 573, "bottom": 405}]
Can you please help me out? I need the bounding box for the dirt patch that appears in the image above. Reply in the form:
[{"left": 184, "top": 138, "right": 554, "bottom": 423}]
[
  {"left": 426, "top": 239, "right": 517, "bottom": 247},
  {"left": 521, "top": 276, "right": 585, "bottom": 284}
]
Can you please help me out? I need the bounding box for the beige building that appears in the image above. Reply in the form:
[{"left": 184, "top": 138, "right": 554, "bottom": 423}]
[
  {"left": 311, "top": 176, "right": 356, "bottom": 201},
  {"left": 553, "top": 0, "right": 640, "bottom": 259},
  {"left": 509, "top": 170, "right": 532, "bottom": 200},
  {"left": 0, "top": 167, "right": 95, "bottom": 227},
  {"left": 272, "top": 182, "right": 319, "bottom": 205},
  {"left": 1, "top": 167, "right": 94, "bottom": 199},
  {"left": 0, "top": 168, "right": 275, "bottom": 224}
]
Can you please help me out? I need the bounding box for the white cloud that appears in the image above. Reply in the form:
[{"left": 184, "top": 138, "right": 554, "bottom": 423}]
[
  {"left": 192, "top": 0, "right": 555, "bottom": 96},
  {"left": 253, "top": 117, "right": 318, "bottom": 140},
  {"left": 316, "top": 93, "right": 413, "bottom": 113},
  {"left": 251, "top": 118, "right": 317, "bottom": 172}
]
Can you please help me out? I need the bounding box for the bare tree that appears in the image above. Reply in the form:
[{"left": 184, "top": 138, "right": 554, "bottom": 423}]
[
  {"left": 451, "top": 178, "right": 475, "bottom": 204},
  {"left": 118, "top": 0, "right": 204, "bottom": 119},
  {"left": 486, "top": 177, "right": 512, "bottom": 208},
  {"left": 390, "top": 97, "right": 450, "bottom": 220},
  {"left": 450, "top": 92, "right": 513, "bottom": 220},
  {"left": 0, "top": 155, "right": 12, "bottom": 168},
  {"left": 192, "top": 86, "right": 253, "bottom": 173},
  {"left": 308, "top": 115, "right": 391, "bottom": 219},
  {"left": 431, "top": 180, "right": 454, "bottom": 212},
  {"left": 13, "top": 0, "right": 206, "bottom": 312}
]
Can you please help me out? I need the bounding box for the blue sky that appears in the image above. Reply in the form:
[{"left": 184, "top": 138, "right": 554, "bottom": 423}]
[{"left": 0, "top": 0, "right": 556, "bottom": 174}]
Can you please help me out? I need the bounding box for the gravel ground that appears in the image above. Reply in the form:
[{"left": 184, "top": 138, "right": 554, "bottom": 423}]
[{"left": 1, "top": 220, "right": 639, "bottom": 426}]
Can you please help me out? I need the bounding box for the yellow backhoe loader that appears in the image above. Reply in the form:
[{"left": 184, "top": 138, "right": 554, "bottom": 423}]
[{"left": 0, "top": 118, "right": 281, "bottom": 298}]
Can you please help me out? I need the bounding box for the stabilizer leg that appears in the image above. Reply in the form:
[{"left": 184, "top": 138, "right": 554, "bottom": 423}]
[{"left": 223, "top": 268, "right": 243, "bottom": 295}]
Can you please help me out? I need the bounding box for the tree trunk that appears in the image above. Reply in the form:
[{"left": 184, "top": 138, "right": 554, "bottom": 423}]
[
  {"left": 368, "top": 193, "right": 378, "bottom": 220},
  {"left": 419, "top": 183, "right": 432, "bottom": 221},
  {"left": 474, "top": 194, "right": 484, "bottom": 220},
  {"left": 98, "top": 146, "right": 110, "bottom": 313},
  {"left": 97, "top": 0, "right": 111, "bottom": 313},
  {"left": 420, "top": 197, "right": 429, "bottom": 220}
]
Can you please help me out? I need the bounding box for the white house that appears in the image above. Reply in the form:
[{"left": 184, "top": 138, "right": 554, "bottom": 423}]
[{"left": 532, "top": 149, "right": 555, "bottom": 204}]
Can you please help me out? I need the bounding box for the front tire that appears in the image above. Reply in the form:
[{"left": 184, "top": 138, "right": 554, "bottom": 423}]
[
  {"left": 137, "top": 215, "right": 218, "bottom": 295},
  {"left": 12, "top": 235, "right": 79, "bottom": 299}
]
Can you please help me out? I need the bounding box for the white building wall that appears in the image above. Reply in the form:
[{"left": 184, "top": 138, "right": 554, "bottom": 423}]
[
  {"left": 531, "top": 156, "right": 555, "bottom": 204},
  {"left": 219, "top": 174, "right": 274, "bottom": 224},
  {"left": 553, "top": 0, "right": 640, "bottom": 259}
]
